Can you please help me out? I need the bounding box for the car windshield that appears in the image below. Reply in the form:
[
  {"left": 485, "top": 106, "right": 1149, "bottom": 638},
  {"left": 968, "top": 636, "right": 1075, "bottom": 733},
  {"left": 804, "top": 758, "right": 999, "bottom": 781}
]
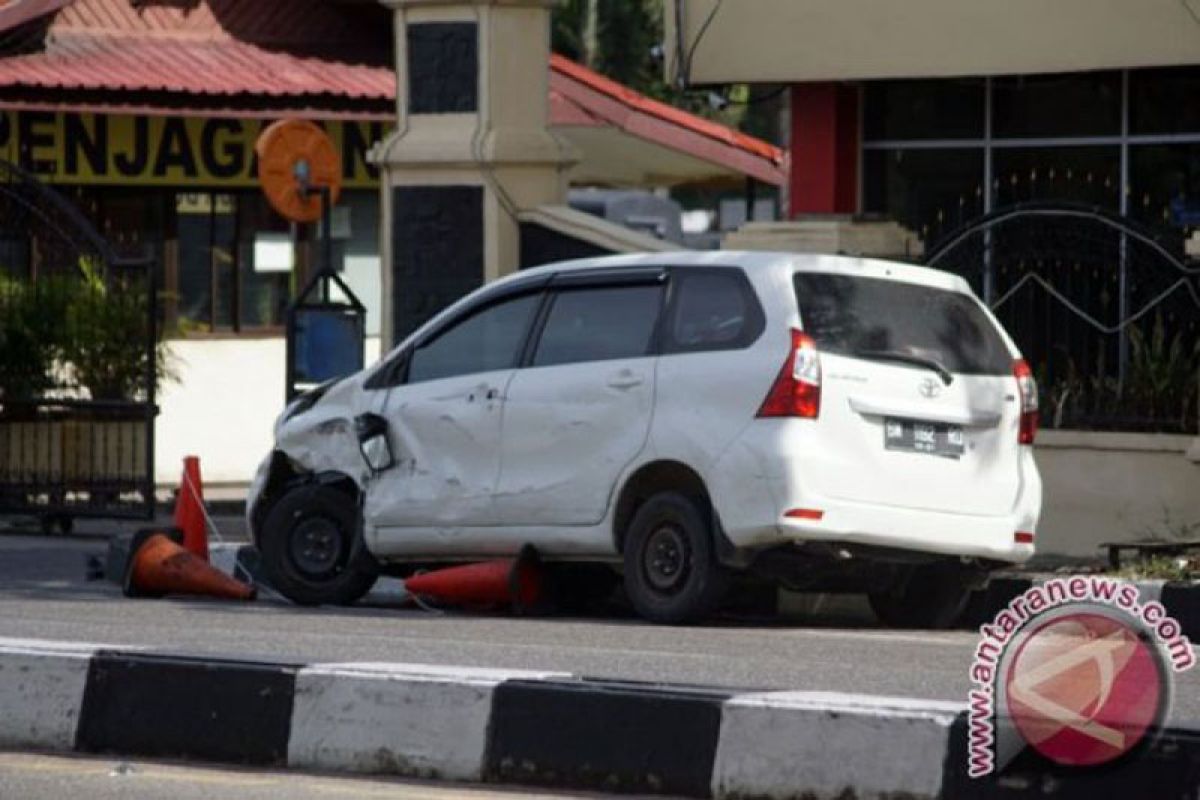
[{"left": 793, "top": 272, "right": 1013, "bottom": 376}]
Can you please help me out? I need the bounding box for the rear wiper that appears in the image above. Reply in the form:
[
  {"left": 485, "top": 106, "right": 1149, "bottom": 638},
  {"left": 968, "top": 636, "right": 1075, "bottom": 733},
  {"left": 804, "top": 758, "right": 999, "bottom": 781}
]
[{"left": 852, "top": 350, "right": 954, "bottom": 386}]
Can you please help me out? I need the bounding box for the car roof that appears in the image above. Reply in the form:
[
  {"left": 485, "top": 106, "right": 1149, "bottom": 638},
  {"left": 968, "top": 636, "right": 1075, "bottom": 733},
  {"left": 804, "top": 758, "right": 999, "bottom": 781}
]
[{"left": 509, "top": 250, "right": 971, "bottom": 294}]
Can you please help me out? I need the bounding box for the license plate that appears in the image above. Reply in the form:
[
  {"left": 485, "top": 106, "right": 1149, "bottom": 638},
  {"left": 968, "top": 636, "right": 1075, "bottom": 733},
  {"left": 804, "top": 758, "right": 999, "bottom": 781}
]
[{"left": 883, "top": 417, "right": 965, "bottom": 458}]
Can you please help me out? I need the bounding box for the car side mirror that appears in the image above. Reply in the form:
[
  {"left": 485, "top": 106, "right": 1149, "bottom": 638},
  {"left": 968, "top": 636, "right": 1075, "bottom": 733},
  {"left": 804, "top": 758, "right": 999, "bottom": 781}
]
[{"left": 355, "top": 413, "right": 395, "bottom": 473}]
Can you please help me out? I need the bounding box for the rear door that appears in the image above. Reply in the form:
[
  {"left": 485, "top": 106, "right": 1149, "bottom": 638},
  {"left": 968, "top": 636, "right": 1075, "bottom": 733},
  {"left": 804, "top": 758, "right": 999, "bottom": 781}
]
[
  {"left": 492, "top": 270, "right": 665, "bottom": 526},
  {"left": 793, "top": 271, "right": 1022, "bottom": 516}
]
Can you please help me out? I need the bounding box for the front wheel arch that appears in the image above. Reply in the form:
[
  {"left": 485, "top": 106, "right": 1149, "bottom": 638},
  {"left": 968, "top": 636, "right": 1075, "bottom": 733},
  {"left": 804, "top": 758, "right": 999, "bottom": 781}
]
[{"left": 257, "top": 481, "right": 378, "bottom": 606}]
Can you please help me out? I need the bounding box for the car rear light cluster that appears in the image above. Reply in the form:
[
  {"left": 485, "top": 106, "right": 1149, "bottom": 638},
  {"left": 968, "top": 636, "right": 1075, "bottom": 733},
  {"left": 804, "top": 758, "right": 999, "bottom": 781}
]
[
  {"left": 1013, "top": 359, "right": 1039, "bottom": 445},
  {"left": 758, "top": 329, "right": 821, "bottom": 419}
]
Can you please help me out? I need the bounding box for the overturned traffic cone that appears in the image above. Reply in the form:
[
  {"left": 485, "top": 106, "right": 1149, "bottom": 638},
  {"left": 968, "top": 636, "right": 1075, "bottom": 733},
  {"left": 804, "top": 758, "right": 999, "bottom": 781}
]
[
  {"left": 174, "top": 455, "right": 208, "bottom": 561},
  {"left": 123, "top": 529, "right": 256, "bottom": 601},
  {"left": 404, "top": 545, "right": 542, "bottom": 613}
]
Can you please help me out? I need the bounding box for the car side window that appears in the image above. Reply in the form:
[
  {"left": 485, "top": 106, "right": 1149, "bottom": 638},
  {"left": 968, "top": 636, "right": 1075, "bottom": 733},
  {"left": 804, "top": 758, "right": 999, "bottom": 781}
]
[
  {"left": 532, "top": 285, "right": 663, "bottom": 367},
  {"left": 407, "top": 293, "right": 541, "bottom": 384},
  {"left": 666, "top": 270, "right": 764, "bottom": 352}
]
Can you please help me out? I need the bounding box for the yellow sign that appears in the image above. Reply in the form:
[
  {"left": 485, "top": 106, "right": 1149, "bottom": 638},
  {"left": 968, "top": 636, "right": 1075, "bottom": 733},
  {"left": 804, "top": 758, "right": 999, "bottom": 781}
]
[{"left": 0, "top": 110, "right": 387, "bottom": 188}]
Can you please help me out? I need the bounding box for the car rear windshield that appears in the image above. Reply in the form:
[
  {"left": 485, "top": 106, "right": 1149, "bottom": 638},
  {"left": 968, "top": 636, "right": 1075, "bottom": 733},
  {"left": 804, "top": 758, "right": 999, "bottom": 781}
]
[{"left": 793, "top": 272, "right": 1013, "bottom": 375}]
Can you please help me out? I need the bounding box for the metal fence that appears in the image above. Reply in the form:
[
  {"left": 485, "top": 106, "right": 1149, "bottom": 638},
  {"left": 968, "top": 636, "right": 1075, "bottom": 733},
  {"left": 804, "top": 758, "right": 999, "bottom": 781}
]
[
  {"left": 0, "top": 159, "right": 157, "bottom": 529},
  {"left": 927, "top": 202, "right": 1200, "bottom": 434}
]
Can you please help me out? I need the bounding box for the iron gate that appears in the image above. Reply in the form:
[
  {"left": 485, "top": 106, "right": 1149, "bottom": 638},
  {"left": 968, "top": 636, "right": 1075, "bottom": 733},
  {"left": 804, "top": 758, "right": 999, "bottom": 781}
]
[
  {"left": 0, "top": 159, "right": 157, "bottom": 529},
  {"left": 926, "top": 202, "right": 1200, "bottom": 434}
]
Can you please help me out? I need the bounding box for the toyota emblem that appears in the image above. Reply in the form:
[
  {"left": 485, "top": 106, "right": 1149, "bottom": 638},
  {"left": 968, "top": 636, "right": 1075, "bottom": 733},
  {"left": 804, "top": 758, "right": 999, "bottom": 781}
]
[{"left": 918, "top": 377, "right": 942, "bottom": 398}]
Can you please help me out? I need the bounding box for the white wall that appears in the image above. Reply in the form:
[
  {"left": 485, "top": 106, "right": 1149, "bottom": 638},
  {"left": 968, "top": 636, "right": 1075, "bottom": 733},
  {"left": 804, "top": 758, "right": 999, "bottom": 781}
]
[
  {"left": 155, "top": 337, "right": 382, "bottom": 486},
  {"left": 1035, "top": 432, "right": 1200, "bottom": 558},
  {"left": 667, "top": 0, "right": 1200, "bottom": 83}
]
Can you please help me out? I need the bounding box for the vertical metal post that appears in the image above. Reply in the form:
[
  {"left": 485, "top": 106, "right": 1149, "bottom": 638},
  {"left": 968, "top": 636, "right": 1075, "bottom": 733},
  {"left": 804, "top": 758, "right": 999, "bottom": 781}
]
[
  {"left": 143, "top": 256, "right": 157, "bottom": 519},
  {"left": 1118, "top": 70, "right": 1131, "bottom": 385},
  {"left": 321, "top": 186, "right": 333, "bottom": 303},
  {"left": 287, "top": 185, "right": 336, "bottom": 402},
  {"left": 285, "top": 302, "right": 296, "bottom": 404},
  {"left": 982, "top": 77, "right": 995, "bottom": 304}
]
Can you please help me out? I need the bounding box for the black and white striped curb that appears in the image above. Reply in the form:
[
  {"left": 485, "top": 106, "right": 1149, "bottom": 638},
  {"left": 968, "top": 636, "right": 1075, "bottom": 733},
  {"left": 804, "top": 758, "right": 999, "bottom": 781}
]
[
  {"left": 1, "top": 637, "right": 1198, "bottom": 799},
  {"left": 962, "top": 575, "right": 1200, "bottom": 636}
]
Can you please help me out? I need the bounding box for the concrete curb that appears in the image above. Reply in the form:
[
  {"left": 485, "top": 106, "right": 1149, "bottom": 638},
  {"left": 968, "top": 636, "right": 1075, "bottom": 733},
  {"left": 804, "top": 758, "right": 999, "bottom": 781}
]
[
  {"left": 3, "top": 637, "right": 1200, "bottom": 798},
  {"left": 961, "top": 575, "right": 1200, "bottom": 637}
]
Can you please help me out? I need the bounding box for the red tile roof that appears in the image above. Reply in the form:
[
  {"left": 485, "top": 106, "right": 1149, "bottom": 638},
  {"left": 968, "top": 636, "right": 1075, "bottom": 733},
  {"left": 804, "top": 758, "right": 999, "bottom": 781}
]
[
  {"left": 0, "top": 0, "right": 393, "bottom": 100},
  {"left": 0, "top": 0, "right": 784, "bottom": 185},
  {"left": 549, "top": 54, "right": 784, "bottom": 185},
  {"left": 549, "top": 54, "right": 781, "bottom": 166},
  {"left": 2, "top": 34, "right": 394, "bottom": 99},
  {"left": 0, "top": 0, "right": 71, "bottom": 31}
]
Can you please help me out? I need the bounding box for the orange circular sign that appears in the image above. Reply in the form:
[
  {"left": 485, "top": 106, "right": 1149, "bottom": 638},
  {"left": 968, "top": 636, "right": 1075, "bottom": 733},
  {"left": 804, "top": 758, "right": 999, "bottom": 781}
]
[
  {"left": 1005, "top": 611, "right": 1165, "bottom": 767},
  {"left": 255, "top": 119, "right": 342, "bottom": 223}
]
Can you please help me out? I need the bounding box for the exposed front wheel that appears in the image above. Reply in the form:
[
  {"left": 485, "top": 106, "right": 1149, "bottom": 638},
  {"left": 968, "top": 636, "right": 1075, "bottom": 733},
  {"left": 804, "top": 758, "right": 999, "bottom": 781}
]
[
  {"left": 259, "top": 484, "right": 378, "bottom": 606},
  {"left": 869, "top": 563, "right": 972, "bottom": 629},
  {"left": 622, "top": 492, "right": 728, "bottom": 625}
]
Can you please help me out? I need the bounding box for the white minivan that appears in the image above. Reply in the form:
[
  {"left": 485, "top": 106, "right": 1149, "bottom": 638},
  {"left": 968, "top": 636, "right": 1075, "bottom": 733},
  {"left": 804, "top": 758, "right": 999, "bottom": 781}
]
[{"left": 247, "top": 252, "right": 1042, "bottom": 626}]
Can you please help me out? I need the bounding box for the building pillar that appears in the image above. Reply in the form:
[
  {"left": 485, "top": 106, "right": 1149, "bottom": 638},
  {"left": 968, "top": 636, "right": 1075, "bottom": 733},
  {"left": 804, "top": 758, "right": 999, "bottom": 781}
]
[
  {"left": 375, "top": 0, "right": 577, "bottom": 349},
  {"left": 727, "top": 80, "right": 919, "bottom": 260},
  {"left": 787, "top": 82, "right": 859, "bottom": 218}
]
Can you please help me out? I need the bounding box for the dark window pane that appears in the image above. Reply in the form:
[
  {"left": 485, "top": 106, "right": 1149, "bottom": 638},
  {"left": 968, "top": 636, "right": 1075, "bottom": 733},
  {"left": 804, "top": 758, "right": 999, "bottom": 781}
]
[
  {"left": 409, "top": 293, "right": 539, "bottom": 383},
  {"left": 793, "top": 273, "right": 1011, "bottom": 375},
  {"left": 1130, "top": 143, "right": 1200, "bottom": 229},
  {"left": 863, "top": 79, "right": 985, "bottom": 141},
  {"left": 238, "top": 193, "right": 290, "bottom": 329},
  {"left": 863, "top": 148, "right": 984, "bottom": 248},
  {"left": 992, "top": 72, "right": 1121, "bottom": 138},
  {"left": 533, "top": 286, "right": 662, "bottom": 367},
  {"left": 992, "top": 146, "right": 1120, "bottom": 210},
  {"left": 175, "top": 193, "right": 213, "bottom": 331},
  {"left": 211, "top": 194, "right": 236, "bottom": 330},
  {"left": 1131, "top": 66, "right": 1200, "bottom": 135},
  {"left": 668, "top": 271, "right": 760, "bottom": 351}
]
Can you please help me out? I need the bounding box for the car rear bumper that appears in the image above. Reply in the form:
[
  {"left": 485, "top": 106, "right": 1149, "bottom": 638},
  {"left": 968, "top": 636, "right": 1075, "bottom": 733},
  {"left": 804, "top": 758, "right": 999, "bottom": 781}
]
[
  {"left": 708, "top": 425, "right": 1042, "bottom": 564},
  {"left": 772, "top": 497, "right": 1037, "bottom": 563}
]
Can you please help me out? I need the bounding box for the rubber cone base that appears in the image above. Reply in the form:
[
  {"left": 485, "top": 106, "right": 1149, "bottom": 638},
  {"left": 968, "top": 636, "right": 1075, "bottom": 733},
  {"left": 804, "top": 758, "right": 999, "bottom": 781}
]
[
  {"left": 124, "top": 529, "right": 256, "bottom": 601},
  {"left": 405, "top": 545, "right": 542, "bottom": 613}
]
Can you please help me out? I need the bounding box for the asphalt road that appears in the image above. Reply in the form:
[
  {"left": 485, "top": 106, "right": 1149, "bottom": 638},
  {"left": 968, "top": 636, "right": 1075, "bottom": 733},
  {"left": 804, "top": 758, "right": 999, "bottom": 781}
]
[
  {"left": 2, "top": 525, "right": 1198, "bottom": 722},
  {"left": 0, "top": 752, "right": 640, "bottom": 800}
]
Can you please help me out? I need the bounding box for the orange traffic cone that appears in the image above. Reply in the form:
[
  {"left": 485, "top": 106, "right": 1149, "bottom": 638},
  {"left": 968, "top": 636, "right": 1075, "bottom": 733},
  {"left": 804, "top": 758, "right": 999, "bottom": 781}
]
[
  {"left": 404, "top": 545, "right": 542, "bottom": 612},
  {"left": 174, "top": 455, "right": 208, "bottom": 561},
  {"left": 123, "top": 529, "right": 256, "bottom": 601}
]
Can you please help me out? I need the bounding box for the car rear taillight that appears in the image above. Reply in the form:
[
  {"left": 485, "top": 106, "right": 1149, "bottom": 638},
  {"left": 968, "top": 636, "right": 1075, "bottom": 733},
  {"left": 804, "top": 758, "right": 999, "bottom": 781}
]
[
  {"left": 757, "top": 329, "right": 820, "bottom": 419},
  {"left": 1013, "top": 359, "right": 1038, "bottom": 445}
]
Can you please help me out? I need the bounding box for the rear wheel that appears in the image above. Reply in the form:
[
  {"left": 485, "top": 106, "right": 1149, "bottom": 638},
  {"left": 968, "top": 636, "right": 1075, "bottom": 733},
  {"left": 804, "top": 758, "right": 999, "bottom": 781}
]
[
  {"left": 259, "top": 484, "right": 378, "bottom": 606},
  {"left": 622, "top": 492, "right": 728, "bottom": 625},
  {"left": 869, "top": 563, "right": 971, "bottom": 629}
]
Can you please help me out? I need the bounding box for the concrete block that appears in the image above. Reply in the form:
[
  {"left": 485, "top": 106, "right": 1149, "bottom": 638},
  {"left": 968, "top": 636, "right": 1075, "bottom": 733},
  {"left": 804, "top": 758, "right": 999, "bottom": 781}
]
[{"left": 712, "top": 691, "right": 961, "bottom": 800}]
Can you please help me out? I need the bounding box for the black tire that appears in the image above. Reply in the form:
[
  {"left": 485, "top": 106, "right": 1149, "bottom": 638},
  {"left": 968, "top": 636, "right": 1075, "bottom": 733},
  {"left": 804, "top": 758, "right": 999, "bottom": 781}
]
[
  {"left": 545, "top": 563, "right": 621, "bottom": 615},
  {"left": 259, "top": 484, "right": 378, "bottom": 606},
  {"left": 622, "top": 492, "right": 728, "bottom": 624},
  {"left": 869, "top": 563, "right": 971, "bottom": 629}
]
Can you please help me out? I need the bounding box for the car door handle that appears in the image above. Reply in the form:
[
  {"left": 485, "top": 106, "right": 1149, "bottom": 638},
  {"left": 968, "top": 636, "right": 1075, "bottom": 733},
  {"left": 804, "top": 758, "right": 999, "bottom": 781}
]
[
  {"left": 467, "top": 385, "right": 501, "bottom": 402},
  {"left": 606, "top": 372, "right": 644, "bottom": 390}
]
